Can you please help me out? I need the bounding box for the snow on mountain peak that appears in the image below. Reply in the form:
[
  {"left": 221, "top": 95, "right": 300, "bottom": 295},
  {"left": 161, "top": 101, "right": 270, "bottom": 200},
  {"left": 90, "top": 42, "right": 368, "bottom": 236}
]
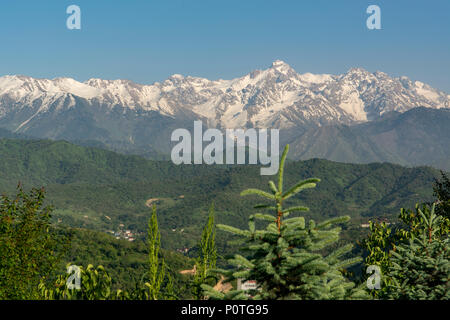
[
  {"left": 169, "top": 74, "right": 184, "bottom": 80},
  {"left": 0, "top": 63, "right": 448, "bottom": 132},
  {"left": 298, "top": 72, "right": 333, "bottom": 84},
  {"left": 271, "top": 59, "right": 289, "bottom": 67},
  {"left": 269, "top": 60, "right": 295, "bottom": 75}
]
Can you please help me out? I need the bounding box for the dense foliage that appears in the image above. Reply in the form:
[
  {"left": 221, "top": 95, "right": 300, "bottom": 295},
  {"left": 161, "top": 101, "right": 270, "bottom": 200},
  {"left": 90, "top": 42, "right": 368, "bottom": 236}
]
[
  {"left": 191, "top": 204, "right": 217, "bottom": 300},
  {"left": 0, "top": 139, "right": 448, "bottom": 300},
  {"left": 382, "top": 204, "right": 449, "bottom": 299},
  {"left": 202, "top": 145, "right": 368, "bottom": 300},
  {"left": 61, "top": 228, "right": 191, "bottom": 293},
  {"left": 0, "top": 138, "right": 440, "bottom": 255},
  {"left": 0, "top": 185, "right": 67, "bottom": 299},
  {"left": 433, "top": 171, "right": 450, "bottom": 219},
  {"left": 361, "top": 173, "right": 450, "bottom": 299}
]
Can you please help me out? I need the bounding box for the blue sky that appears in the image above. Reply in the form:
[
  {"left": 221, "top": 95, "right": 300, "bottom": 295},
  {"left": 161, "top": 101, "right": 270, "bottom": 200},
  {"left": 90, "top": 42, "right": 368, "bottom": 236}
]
[{"left": 1, "top": 0, "right": 449, "bottom": 91}]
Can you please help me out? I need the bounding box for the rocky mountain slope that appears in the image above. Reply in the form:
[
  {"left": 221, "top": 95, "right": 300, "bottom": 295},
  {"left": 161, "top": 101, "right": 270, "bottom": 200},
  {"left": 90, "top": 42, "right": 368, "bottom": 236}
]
[{"left": 0, "top": 61, "right": 448, "bottom": 169}]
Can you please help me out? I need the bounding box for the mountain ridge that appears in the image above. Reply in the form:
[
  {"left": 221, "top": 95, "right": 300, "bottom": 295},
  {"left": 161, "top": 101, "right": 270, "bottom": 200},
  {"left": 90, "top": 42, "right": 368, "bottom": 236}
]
[
  {"left": 1, "top": 61, "right": 448, "bottom": 132},
  {"left": 0, "top": 137, "right": 442, "bottom": 252},
  {"left": 0, "top": 61, "right": 448, "bottom": 171}
]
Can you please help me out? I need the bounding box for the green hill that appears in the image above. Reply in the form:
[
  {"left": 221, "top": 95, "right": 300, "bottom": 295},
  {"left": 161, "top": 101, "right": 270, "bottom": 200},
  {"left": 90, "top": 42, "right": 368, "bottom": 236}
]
[{"left": 0, "top": 138, "right": 442, "bottom": 253}]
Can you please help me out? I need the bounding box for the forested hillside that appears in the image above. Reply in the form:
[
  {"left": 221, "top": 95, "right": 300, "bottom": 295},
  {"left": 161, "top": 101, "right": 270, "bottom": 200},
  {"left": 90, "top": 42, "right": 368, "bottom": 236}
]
[
  {"left": 0, "top": 138, "right": 442, "bottom": 253},
  {"left": 0, "top": 140, "right": 448, "bottom": 300},
  {"left": 61, "top": 228, "right": 193, "bottom": 296}
]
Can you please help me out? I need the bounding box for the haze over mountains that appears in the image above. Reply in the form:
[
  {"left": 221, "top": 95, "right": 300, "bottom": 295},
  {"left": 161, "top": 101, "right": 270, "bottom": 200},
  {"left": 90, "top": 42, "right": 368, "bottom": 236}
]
[{"left": 0, "top": 61, "right": 449, "bottom": 169}]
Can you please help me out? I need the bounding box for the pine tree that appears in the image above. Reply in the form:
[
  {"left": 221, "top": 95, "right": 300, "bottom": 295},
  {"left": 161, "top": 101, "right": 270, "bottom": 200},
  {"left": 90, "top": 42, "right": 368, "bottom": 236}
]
[
  {"left": 202, "top": 145, "right": 368, "bottom": 300},
  {"left": 381, "top": 204, "right": 449, "bottom": 299},
  {"left": 362, "top": 202, "right": 450, "bottom": 298}
]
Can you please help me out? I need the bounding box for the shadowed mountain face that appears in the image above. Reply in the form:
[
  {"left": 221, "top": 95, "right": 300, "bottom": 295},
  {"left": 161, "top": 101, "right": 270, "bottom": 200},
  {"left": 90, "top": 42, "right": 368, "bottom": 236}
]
[
  {"left": 0, "top": 62, "right": 448, "bottom": 169},
  {"left": 286, "top": 107, "right": 450, "bottom": 171}
]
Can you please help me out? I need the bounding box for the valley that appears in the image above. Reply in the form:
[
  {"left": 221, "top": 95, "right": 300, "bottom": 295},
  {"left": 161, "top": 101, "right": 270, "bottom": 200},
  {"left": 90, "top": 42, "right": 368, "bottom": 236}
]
[{"left": 0, "top": 138, "right": 442, "bottom": 254}]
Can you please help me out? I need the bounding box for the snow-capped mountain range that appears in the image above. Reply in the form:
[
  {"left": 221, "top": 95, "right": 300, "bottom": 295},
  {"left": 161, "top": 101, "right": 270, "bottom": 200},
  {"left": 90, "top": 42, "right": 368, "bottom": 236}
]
[
  {"left": 0, "top": 60, "right": 449, "bottom": 171},
  {"left": 0, "top": 60, "right": 448, "bottom": 132}
]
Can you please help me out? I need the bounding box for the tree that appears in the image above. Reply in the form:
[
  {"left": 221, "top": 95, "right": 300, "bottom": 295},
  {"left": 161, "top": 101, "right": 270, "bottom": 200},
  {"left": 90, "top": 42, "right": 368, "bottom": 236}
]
[
  {"left": 360, "top": 219, "right": 397, "bottom": 298},
  {"left": 192, "top": 203, "right": 217, "bottom": 299},
  {"left": 0, "top": 185, "right": 68, "bottom": 299},
  {"left": 381, "top": 204, "right": 449, "bottom": 299},
  {"left": 39, "top": 205, "right": 180, "bottom": 300},
  {"left": 39, "top": 264, "right": 113, "bottom": 300},
  {"left": 362, "top": 202, "right": 449, "bottom": 299},
  {"left": 202, "top": 145, "right": 368, "bottom": 300},
  {"left": 145, "top": 205, "right": 166, "bottom": 300},
  {"left": 433, "top": 171, "right": 450, "bottom": 219}
]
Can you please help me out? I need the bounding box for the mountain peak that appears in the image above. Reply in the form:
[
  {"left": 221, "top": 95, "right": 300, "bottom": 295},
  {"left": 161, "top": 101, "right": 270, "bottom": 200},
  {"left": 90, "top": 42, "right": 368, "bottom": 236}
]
[
  {"left": 346, "top": 67, "right": 370, "bottom": 75},
  {"left": 271, "top": 60, "right": 289, "bottom": 67},
  {"left": 0, "top": 63, "right": 448, "bottom": 134},
  {"left": 168, "top": 74, "right": 184, "bottom": 81},
  {"left": 268, "top": 60, "right": 296, "bottom": 76}
]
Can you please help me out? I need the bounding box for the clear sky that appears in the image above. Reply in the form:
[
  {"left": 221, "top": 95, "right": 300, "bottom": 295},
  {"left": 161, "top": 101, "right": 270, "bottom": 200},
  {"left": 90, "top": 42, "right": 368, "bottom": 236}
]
[{"left": 0, "top": 0, "right": 449, "bottom": 92}]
